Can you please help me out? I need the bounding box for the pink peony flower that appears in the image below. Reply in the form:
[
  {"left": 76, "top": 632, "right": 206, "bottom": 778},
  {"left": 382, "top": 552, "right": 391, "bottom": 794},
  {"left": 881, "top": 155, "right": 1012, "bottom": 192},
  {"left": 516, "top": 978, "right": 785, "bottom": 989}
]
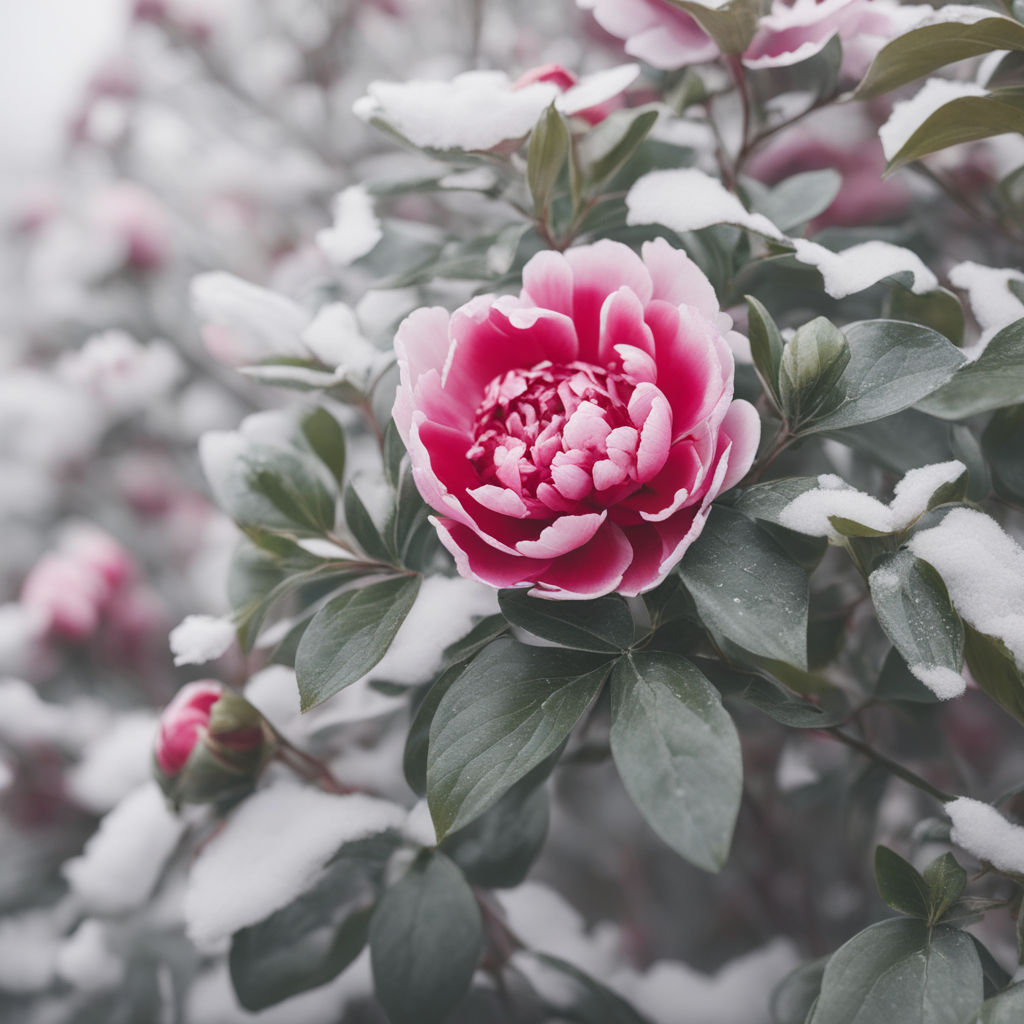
[
  {"left": 155, "top": 681, "right": 223, "bottom": 777},
  {"left": 577, "top": 0, "right": 719, "bottom": 70},
  {"left": 578, "top": 0, "right": 920, "bottom": 79},
  {"left": 393, "top": 239, "right": 760, "bottom": 600},
  {"left": 513, "top": 63, "right": 623, "bottom": 125}
]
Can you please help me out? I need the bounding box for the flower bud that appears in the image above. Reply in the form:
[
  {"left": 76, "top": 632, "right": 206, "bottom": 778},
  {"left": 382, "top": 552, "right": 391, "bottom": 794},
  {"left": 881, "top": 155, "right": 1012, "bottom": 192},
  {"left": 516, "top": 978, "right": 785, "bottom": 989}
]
[{"left": 153, "top": 681, "right": 274, "bottom": 807}]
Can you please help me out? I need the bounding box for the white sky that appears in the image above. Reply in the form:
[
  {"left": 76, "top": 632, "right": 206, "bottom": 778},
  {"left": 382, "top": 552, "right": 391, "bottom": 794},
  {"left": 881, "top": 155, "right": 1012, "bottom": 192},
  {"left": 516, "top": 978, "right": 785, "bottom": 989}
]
[{"left": 0, "top": 0, "right": 128, "bottom": 170}]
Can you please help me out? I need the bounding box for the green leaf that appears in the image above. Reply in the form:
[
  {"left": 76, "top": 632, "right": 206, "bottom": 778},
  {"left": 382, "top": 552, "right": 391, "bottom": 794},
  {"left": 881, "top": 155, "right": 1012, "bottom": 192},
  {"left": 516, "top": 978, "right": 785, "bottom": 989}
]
[
  {"left": 609, "top": 652, "right": 742, "bottom": 871},
  {"left": 922, "top": 852, "right": 968, "bottom": 924},
  {"left": 884, "top": 93, "right": 1024, "bottom": 174},
  {"left": 983, "top": 405, "right": 1024, "bottom": 504},
  {"left": 426, "top": 638, "right": 611, "bottom": 838},
  {"left": 299, "top": 407, "right": 346, "bottom": 483},
  {"left": 528, "top": 104, "right": 571, "bottom": 218},
  {"left": 869, "top": 551, "right": 964, "bottom": 697},
  {"left": 440, "top": 771, "right": 550, "bottom": 888},
  {"left": 771, "top": 957, "right": 829, "bottom": 1024},
  {"left": 779, "top": 317, "right": 851, "bottom": 428},
  {"left": 757, "top": 169, "right": 841, "bottom": 233},
  {"left": 886, "top": 285, "right": 964, "bottom": 346},
  {"left": 229, "top": 834, "right": 397, "bottom": 1011},
  {"left": 498, "top": 590, "right": 633, "bottom": 653},
  {"left": 963, "top": 624, "right": 1024, "bottom": 726},
  {"left": 802, "top": 320, "right": 966, "bottom": 434},
  {"left": 745, "top": 295, "right": 784, "bottom": 407},
  {"left": 971, "top": 984, "right": 1024, "bottom": 1024},
  {"left": 875, "top": 648, "right": 941, "bottom": 704},
  {"left": 856, "top": 17, "right": 1024, "bottom": 100},
  {"left": 663, "top": 0, "right": 760, "bottom": 54},
  {"left": 369, "top": 850, "right": 482, "bottom": 1024},
  {"left": 680, "top": 506, "right": 810, "bottom": 669},
  {"left": 578, "top": 106, "right": 660, "bottom": 188},
  {"left": 295, "top": 575, "right": 421, "bottom": 710},
  {"left": 343, "top": 479, "right": 394, "bottom": 563},
  {"left": 918, "top": 319, "right": 1024, "bottom": 420},
  {"left": 808, "top": 918, "right": 983, "bottom": 1024},
  {"left": 874, "top": 845, "right": 930, "bottom": 919},
  {"left": 382, "top": 418, "right": 407, "bottom": 490}
]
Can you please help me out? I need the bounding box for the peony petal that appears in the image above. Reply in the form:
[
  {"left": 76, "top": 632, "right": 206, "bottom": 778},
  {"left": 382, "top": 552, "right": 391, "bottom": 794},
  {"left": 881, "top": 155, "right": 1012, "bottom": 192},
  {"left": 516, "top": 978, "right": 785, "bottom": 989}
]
[
  {"left": 432, "top": 518, "right": 548, "bottom": 589},
  {"left": 394, "top": 307, "right": 455, "bottom": 441},
  {"left": 642, "top": 237, "right": 720, "bottom": 321},
  {"left": 515, "top": 511, "right": 606, "bottom": 558},
  {"left": 599, "top": 286, "right": 656, "bottom": 365},
  {"left": 593, "top": 459, "right": 629, "bottom": 491},
  {"left": 551, "top": 461, "right": 593, "bottom": 501},
  {"left": 617, "top": 506, "right": 702, "bottom": 596},
  {"left": 622, "top": 441, "right": 703, "bottom": 522},
  {"left": 521, "top": 248, "right": 574, "bottom": 319},
  {"left": 467, "top": 484, "right": 531, "bottom": 518},
  {"left": 636, "top": 391, "right": 673, "bottom": 482},
  {"left": 528, "top": 521, "right": 633, "bottom": 599},
  {"left": 713, "top": 400, "right": 761, "bottom": 494}
]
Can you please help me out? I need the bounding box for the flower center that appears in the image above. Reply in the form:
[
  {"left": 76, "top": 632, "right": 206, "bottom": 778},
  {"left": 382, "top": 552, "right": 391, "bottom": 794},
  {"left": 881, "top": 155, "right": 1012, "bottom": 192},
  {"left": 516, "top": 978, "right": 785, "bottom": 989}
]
[{"left": 468, "top": 360, "right": 643, "bottom": 511}]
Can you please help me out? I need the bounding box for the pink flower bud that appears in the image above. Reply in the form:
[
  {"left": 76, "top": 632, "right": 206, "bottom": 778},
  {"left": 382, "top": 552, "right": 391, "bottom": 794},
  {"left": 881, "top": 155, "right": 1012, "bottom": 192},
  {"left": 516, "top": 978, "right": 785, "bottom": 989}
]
[
  {"left": 21, "top": 556, "right": 107, "bottom": 642},
  {"left": 154, "top": 682, "right": 273, "bottom": 805},
  {"left": 514, "top": 63, "right": 579, "bottom": 93}
]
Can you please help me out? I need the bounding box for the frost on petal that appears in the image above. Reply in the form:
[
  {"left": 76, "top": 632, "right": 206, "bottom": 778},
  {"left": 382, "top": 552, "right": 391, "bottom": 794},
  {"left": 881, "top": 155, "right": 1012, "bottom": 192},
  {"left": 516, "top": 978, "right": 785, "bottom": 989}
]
[
  {"left": 879, "top": 79, "right": 988, "bottom": 163},
  {"left": 169, "top": 614, "right": 235, "bottom": 667},
  {"left": 184, "top": 783, "right": 405, "bottom": 948},
  {"left": 909, "top": 508, "right": 1024, "bottom": 669},
  {"left": 947, "top": 797, "right": 1024, "bottom": 874},
  {"left": 63, "top": 783, "right": 187, "bottom": 914},
  {"left": 627, "top": 168, "right": 786, "bottom": 240},
  {"left": 316, "top": 186, "right": 382, "bottom": 267},
  {"left": 791, "top": 239, "right": 938, "bottom": 298}
]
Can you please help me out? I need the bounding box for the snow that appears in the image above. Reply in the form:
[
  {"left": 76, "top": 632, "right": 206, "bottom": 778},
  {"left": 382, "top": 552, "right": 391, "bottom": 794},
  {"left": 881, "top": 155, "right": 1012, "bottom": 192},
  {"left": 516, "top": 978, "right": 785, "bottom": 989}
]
[
  {"left": 616, "top": 940, "right": 800, "bottom": 1024},
  {"left": 63, "top": 782, "right": 187, "bottom": 914},
  {"left": 0, "top": 602, "right": 46, "bottom": 674},
  {"left": 316, "top": 186, "right": 382, "bottom": 267},
  {"left": 0, "top": 677, "right": 108, "bottom": 750},
  {"left": 947, "top": 797, "right": 1024, "bottom": 874},
  {"left": 169, "top": 613, "right": 236, "bottom": 666},
  {"left": 244, "top": 664, "right": 302, "bottom": 732},
  {"left": 362, "top": 574, "right": 499, "bottom": 685},
  {"left": 626, "top": 168, "right": 787, "bottom": 240},
  {"left": 908, "top": 664, "right": 966, "bottom": 700},
  {"left": 56, "top": 919, "right": 124, "bottom": 991},
  {"left": 0, "top": 909, "right": 62, "bottom": 993},
  {"left": 626, "top": 170, "right": 939, "bottom": 299},
  {"left": 779, "top": 462, "right": 965, "bottom": 539},
  {"left": 190, "top": 272, "right": 309, "bottom": 365},
  {"left": 791, "top": 239, "right": 938, "bottom": 298},
  {"left": 948, "top": 261, "right": 1024, "bottom": 356},
  {"left": 879, "top": 79, "right": 988, "bottom": 162},
  {"left": 184, "top": 782, "right": 405, "bottom": 948},
  {"left": 909, "top": 508, "right": 1024, "bottom": 669},
  {"left": 558, "top": 63, "right": 639, "bottom": 116},
  {"left": 354, "top": 71, "right": 559, "bottom": 151},
  {"left": 301, "top": 302, "right": 390, "bottom": 383},
  {"left": 403, "top": 798, "right": 438, "bottom": 847},
  {"left": 67, "top": 711, "right": 158, "bottom": 813}
]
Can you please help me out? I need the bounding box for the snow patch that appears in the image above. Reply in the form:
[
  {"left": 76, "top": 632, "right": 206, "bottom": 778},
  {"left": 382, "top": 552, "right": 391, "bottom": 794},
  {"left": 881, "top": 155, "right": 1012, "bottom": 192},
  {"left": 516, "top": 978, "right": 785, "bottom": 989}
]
[
  {"left": 791, "top": 239, "right": 938, "bottom": 298},
  {"left": 949, "top": 261, "right": 1024, "bottom": 357},
  {"left": 879, "top": 79, "right": 988, "bottom": 162},
  {"left": 184, "top": 782, "right": 404, "bottom": 948},
  {"left": 169, "top": 613, "right": 235, "bottom": 666},
  {"left": 68, "top": 712, "right": 158, "bottom": 813},
  {"left": 316, "top": 186, "right": 382, "bottom": 267},
  {"left": 947, "top": 797, "right": 1024, "bottom": 875},
  {"left": 908, "top": 663, "right": 966, "bottom": 700},
  {"left": 56, "top": 920, "right": 124, "bottom": 991},
  {"left": 909, "top": 508, "right": 1024, "bottom": 669}
]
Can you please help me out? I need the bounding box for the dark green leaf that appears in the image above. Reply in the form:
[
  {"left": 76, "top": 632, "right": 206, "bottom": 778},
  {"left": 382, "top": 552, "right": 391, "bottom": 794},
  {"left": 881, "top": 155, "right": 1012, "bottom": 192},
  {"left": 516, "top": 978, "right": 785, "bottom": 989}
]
[
  {"left": 383, "top": 418, "right": 407, "bottom": 490},
  {"left": 918, "top": 319, "right": 1024, "bottom": 420},
  {"left": 528, "top": 953, "right": 656, "bottom": 1024},
  {"left": 963, "top": 624, "right": 1024, "bottom": 726},
  {"left": 875, "top": 648, "right": 941, "bottom": 704},
  {"left": 498, "top": 590, "right": 633, "bottom": 653},
  {"left": 886, "top": 286, "right": 964, "bottom": 346},
  {"left": 440, "top": 771, "right": 550, "bottom": 888},
  {"left": 229, "top": 834, "right": 397, "bottom": 1011},
  {"left": 856, "top": 17, "right": 1024, "bottom": 99},
  {"left": 824, "top": 409, "right": 955, "bottom": 475},
  {"left": 527, "top": 104, "right": 571, "bottom": 217},
  {"left": 802, "top": 320, "right": 966, "bottom": 434},
  {"left": 779, "top": 316, "right": 851, "bottom": 428},
  {"left": 758, "top": 170, "right": 842, "bottom": 233},
  {"left": 884, "top": 93, "right": 1024, "bottom": 173},
  {"left": 296, "top": 575, "right": 421, "bottom": 710},
  {"left": 680, "top": 506, "right": 810, "bottom": 669},
  {"left": 869, "top": 551, "right": 964, "bottom": 699},
  {"left": 300, "top": 407, "right": 346, "bottom": 483},
  {"left": 922, "top": 852, "right": 968, "bottom": 923},
  {"left": 771, "top": 957, "right": 828, "bottom": 1024},
  {"left": 343, "top": 479, "right": 394, "bottom": 563},
  {"left": 579, "top": 106, "right": 660, "bottom": 187},
  {"left": 874, "top": 845, "right": 930, "bottom": 919},
  {"left": 951, "top": 426, "right": 991, "bottom": 502},
  {"left": 971, "top": 983, "right": 1024, "bottom": 1023},
  {"left": 426, "top": 638, "right": 611, "bottom": 837},
  {"left": 983, "top": 405, "right": 1024, "bottom": 503},
  {"left": 369, "top": 850, "right": 482, "bottom": 1024},
  {"left": 808, "top": 918, "right": 983, "bottom": 1024},
  {"left": 609, "top": 652, "right": 742, "bottom": 871},
  {"left": 745, "top": 295, "right": 784, "bottom": 406}
]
